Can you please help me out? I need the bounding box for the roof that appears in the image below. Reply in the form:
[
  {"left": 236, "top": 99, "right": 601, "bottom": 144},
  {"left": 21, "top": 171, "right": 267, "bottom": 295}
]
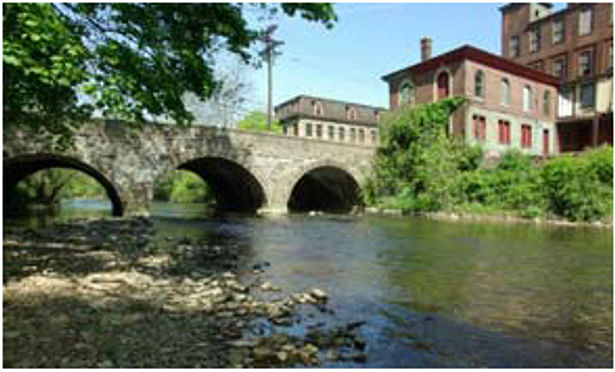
[
  {"left": 274, "top": 94, "right": 386, "bottom": 112},
  {"left": 381, "top": 44, "right": 559, "bottom": 86}
]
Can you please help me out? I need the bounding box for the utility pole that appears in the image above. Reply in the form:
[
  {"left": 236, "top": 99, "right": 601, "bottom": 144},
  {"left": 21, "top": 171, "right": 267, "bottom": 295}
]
[{"left": 259, "top": 24, "right": 284, "bottom": 131}]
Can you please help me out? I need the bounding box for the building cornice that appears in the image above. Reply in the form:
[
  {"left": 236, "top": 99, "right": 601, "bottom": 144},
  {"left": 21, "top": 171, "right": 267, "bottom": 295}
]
[{"left": 381, "top": 44, "right": 560, "bottom": 87}]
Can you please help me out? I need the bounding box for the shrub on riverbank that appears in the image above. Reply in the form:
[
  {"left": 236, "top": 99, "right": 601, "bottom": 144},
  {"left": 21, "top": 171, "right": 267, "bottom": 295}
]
[
  {"left": 153, "top": 170, "right": 214, "bottom": 204},
  {"left": 364, "top": 98, "right": 613, "bottom": 222}
]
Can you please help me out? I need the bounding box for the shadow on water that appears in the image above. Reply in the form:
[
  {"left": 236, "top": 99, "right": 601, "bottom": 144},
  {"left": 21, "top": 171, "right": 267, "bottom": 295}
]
[{"left": 3, "top": 200, "right": 613, "bottom": 367}]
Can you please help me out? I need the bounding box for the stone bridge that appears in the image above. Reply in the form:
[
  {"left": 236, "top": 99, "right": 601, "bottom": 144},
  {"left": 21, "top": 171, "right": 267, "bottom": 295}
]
[{"left": 3, "top": 120, "right": 375, "bottom": 216}]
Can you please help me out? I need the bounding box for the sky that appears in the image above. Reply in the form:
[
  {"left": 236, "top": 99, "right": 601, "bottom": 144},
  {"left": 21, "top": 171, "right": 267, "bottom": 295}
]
[{"left": 237, "top": 2, "right": 565, "bottom": 114}]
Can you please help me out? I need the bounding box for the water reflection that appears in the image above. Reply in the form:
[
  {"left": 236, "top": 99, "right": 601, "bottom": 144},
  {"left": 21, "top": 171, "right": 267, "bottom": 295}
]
[{"left": 4, "top": 200, "right": 612, "bottom": 367}]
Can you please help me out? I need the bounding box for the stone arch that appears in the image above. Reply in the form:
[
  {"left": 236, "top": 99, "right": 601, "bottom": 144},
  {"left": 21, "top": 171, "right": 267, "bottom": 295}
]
[
  {"left": 159, "top": 156, "right": 267, "bottom": 214},
  {"left": 273, "top": 160, "right": 364, "bottom": 214},
  {"left": 3, "top": 153, "right": 124, "bottom": 216}
]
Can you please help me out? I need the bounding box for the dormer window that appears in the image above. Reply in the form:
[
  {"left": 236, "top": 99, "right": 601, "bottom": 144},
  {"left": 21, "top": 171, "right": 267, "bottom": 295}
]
[
  {"left": 346, "top": 106, "right": 357, "bottom": 120},
  {"left": 313, "top": 100, "right": 324, "bottom": 116}
]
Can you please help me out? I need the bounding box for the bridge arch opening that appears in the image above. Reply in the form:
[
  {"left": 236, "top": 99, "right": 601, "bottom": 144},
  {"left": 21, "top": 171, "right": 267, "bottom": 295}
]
[
  {"left": 4, "top": 154, "right": 124, "bottom": 216},
  {"left": 170, "top": 157, "right": 266, "bottom": 214},
  {"left": 287, "top": 166, "right": 362, "bottom": 213}
]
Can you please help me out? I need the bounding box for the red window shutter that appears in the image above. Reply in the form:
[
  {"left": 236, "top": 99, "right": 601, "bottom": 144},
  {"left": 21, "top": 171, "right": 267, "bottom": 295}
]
[{"left": 505, "top": 122, "right": 510, "bottom": 144}]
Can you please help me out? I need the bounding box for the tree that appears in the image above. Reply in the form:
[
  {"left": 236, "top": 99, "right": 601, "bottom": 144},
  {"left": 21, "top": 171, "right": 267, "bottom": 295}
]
[
  {"left": 183, "top": 54, "right": 253, "bottom": 128},
  {"left": 3, "top": 3, "right": 337, "bottom": 146},
  {"left": 237, "top": 111, "right": 282, "bottom": 133}
]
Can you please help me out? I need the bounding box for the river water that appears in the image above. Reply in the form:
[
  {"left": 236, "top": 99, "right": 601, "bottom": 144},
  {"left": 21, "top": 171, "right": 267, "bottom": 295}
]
[{"left": 5, "top": 199, "right": 613, "bottom": 367}]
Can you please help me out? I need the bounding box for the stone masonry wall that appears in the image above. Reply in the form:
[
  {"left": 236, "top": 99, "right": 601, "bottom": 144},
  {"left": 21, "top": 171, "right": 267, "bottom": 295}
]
[{"left": 3, "top": 120, "right": 375, "bottom": 215}]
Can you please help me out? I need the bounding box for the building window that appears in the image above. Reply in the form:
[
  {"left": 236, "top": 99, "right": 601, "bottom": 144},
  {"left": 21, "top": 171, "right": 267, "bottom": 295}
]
[
  {"left": 316, "top": 124, "right": 323, "bottom": 138},
  {"left": 501, "top": 79, "right": 510, "bottom": 106},
  {"left": 578, "top": 50, "right": 593, "bottom": 76},
  {"left": 552, "top": 58, "right": 565, "bottom": 79},
  {"left": 509, "top": 36, "right": 520, "bottom": 57},
  {"left": 580, "top": 82, "right": 595, "bottom": 108},
  {"left": 293, "top": 123, "right": 298, "bottom": 136},
  {"left": 553, "top": 18, "right": 565, "bottom": 44},
  {"left": 338, "top": 126, "right": 345, "bottom": 142},
  {"left": 283, "top": 125, "right": 288, "bottom": 135},
  {"left": 399, "top": 81, "right": 414, "bottom": 106},
  {"left": 370, "top": 129, "right": 377, "bottom": 144},
  {"left": 579, "top": 6, "right": 593, "bottom": 36},
  {"left": 349, "top": 127, "right": 356, "bottom": 143},
  {"left": 346, "top": 106, "right": 357, "bottom": 120},
  {"left": 523, "top": 85, "right": 532, "bottom": 112},
  {"left": 305, "top": 123, "right": 313, "bottom": 137},
  {"left": 543, "top": 90, "right": 551, "bottom": 116},
  {"left": 558, "top": 86, "right": 572, "bottom": 117},
  {"left": 474, "top": 70, "right": 485, "bottom": 98},
  {"left": 498, "top": 120, "right": 510, "bottom": 145},
  {"left": 472, "top": 114, "right": 486, "bottom": 141},
  {"left": 521, "top": 124, "right": 532, "bottom": 148},
  {"left": 436, "top": 71, "right": 450, "bottom": 100},
  {"left": 609, "top": 44, "right": 613, "bottom": 69},
  {"left": 327, "top": 125, "right": 334, "bottom": 140},
  {"left": 313, "top": 101, "right": 324, "bottom": 116},
  {"left": 530, "top": 27, "right": 541, "bottom": 53},
  {"left": 358, "top": 128, "right": 365, "bottom": 143},
  {"left": 374, "top": 110, "right": 380, "bottom": 122}
]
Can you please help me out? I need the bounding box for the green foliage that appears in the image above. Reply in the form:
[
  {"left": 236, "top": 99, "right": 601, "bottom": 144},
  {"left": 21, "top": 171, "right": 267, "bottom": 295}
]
[
  {"left": 13, "top": 169, "right": 105, "bottom": 206},
  {"left": 237, "top": 111, "right": 282, "bottom": 133},
  {"left": 364, "top": 97, "right": 468, "bottom": 211},
  {"left": 541, "top": 146, "right": 613, "bottom": 221},
  {"left": 154, "top": 170, "right": 214, "bottom": 204},
  {"left": 3, "top": 3, "right": 337, "bottom": 145},
  {"left": 365, "top": 98, "right": 613, "bottom": 222}
]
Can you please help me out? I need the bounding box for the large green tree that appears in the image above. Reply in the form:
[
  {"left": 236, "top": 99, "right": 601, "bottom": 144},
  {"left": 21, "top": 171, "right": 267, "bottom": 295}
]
[{"left": 3, "top": 3, "right": 336, "bottom": 145}]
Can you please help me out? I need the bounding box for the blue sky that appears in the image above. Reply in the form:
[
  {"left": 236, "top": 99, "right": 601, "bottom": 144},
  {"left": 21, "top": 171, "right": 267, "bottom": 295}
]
[{"left": 238, "top": 2, "right": 565, "bottom": 113}]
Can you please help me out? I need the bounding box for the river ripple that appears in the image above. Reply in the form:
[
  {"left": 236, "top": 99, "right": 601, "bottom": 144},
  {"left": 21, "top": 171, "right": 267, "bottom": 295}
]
[{"left": 6, "top": 199, "right": 613, "bottom": 367}]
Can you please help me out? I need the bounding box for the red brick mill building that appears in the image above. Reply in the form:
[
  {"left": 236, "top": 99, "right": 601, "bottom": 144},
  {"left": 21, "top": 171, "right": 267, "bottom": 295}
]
[
  {"left": 500, "top": 3, "right": 613, "bottom": 152},
  {"left": 382, "top": 40, "right": 560, "bottom": 157}
]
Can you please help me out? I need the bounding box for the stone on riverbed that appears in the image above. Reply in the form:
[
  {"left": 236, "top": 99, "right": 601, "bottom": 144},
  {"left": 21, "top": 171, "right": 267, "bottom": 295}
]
[{"left": 310, "top": 288, "right": 328, "bottom": 302}]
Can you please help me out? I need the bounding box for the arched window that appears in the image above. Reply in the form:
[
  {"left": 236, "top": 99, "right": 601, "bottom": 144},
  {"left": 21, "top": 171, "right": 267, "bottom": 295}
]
[
  {"left": 346, "top": 106, "right": 357, "bottom": 120},
  {"left": 523, "top": 85, "right": 532, "bottom": 112},
  {"left": 501, "top": 79, "right": 510, "bottom": 105},
  {"left": 437, "top": 72, "right": 450, "bottom": 99},
  {"left": 474, "top": 70, "right": 485, "bottom": 98},
  {"left": 543, "top": 90, "right": 551, "bottom": 115},
  {"left": 399, "top": 81, "right": 414, "bottom": 106},
  {"left": 313, "top": 100, "right": 324, "bottom": 116}
]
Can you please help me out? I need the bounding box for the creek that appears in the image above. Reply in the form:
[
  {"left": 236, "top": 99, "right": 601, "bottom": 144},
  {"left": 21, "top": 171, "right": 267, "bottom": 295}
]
[{"left": 5, "top": 199, "right": 613, "bottom": 367}]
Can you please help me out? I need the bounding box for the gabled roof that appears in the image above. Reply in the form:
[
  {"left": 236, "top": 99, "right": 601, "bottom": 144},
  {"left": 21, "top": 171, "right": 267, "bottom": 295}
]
[{"left": 381, "top": 44, "right": 559, "bottom": 87}]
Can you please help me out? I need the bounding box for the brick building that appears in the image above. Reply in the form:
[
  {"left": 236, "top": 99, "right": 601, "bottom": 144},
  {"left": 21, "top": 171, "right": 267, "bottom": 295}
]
[
  {"left": 382, "top": 41, "right": 559, "bottom": 157},
  {"left": 274, "top": 95, "right": 385, "bottom": 146},
  {"left": 500, "top": 3, "right": 613, "bottom": 152}
]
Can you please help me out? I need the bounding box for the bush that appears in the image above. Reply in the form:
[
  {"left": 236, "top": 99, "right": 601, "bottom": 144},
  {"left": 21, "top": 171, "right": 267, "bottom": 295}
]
[
  {"left": 364, "top": 95, "right": 612, "bottom": 222},
  {"left": 541, "top": 146, "right": 612, "bottom": 221},
  {"left": 154, "top": 170, "right": 213, "bottom": 204}
]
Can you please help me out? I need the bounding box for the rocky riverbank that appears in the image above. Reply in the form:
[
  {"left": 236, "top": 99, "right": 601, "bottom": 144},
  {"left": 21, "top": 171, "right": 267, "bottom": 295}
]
[{"left": 3, "top": 217, "right": 367, "bottom": 368}]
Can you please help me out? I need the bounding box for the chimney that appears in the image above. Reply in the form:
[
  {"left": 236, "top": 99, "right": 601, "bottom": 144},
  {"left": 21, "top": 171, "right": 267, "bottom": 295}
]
[{"left": 420, "top": 37, "right": 432, "bottom": 61}]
